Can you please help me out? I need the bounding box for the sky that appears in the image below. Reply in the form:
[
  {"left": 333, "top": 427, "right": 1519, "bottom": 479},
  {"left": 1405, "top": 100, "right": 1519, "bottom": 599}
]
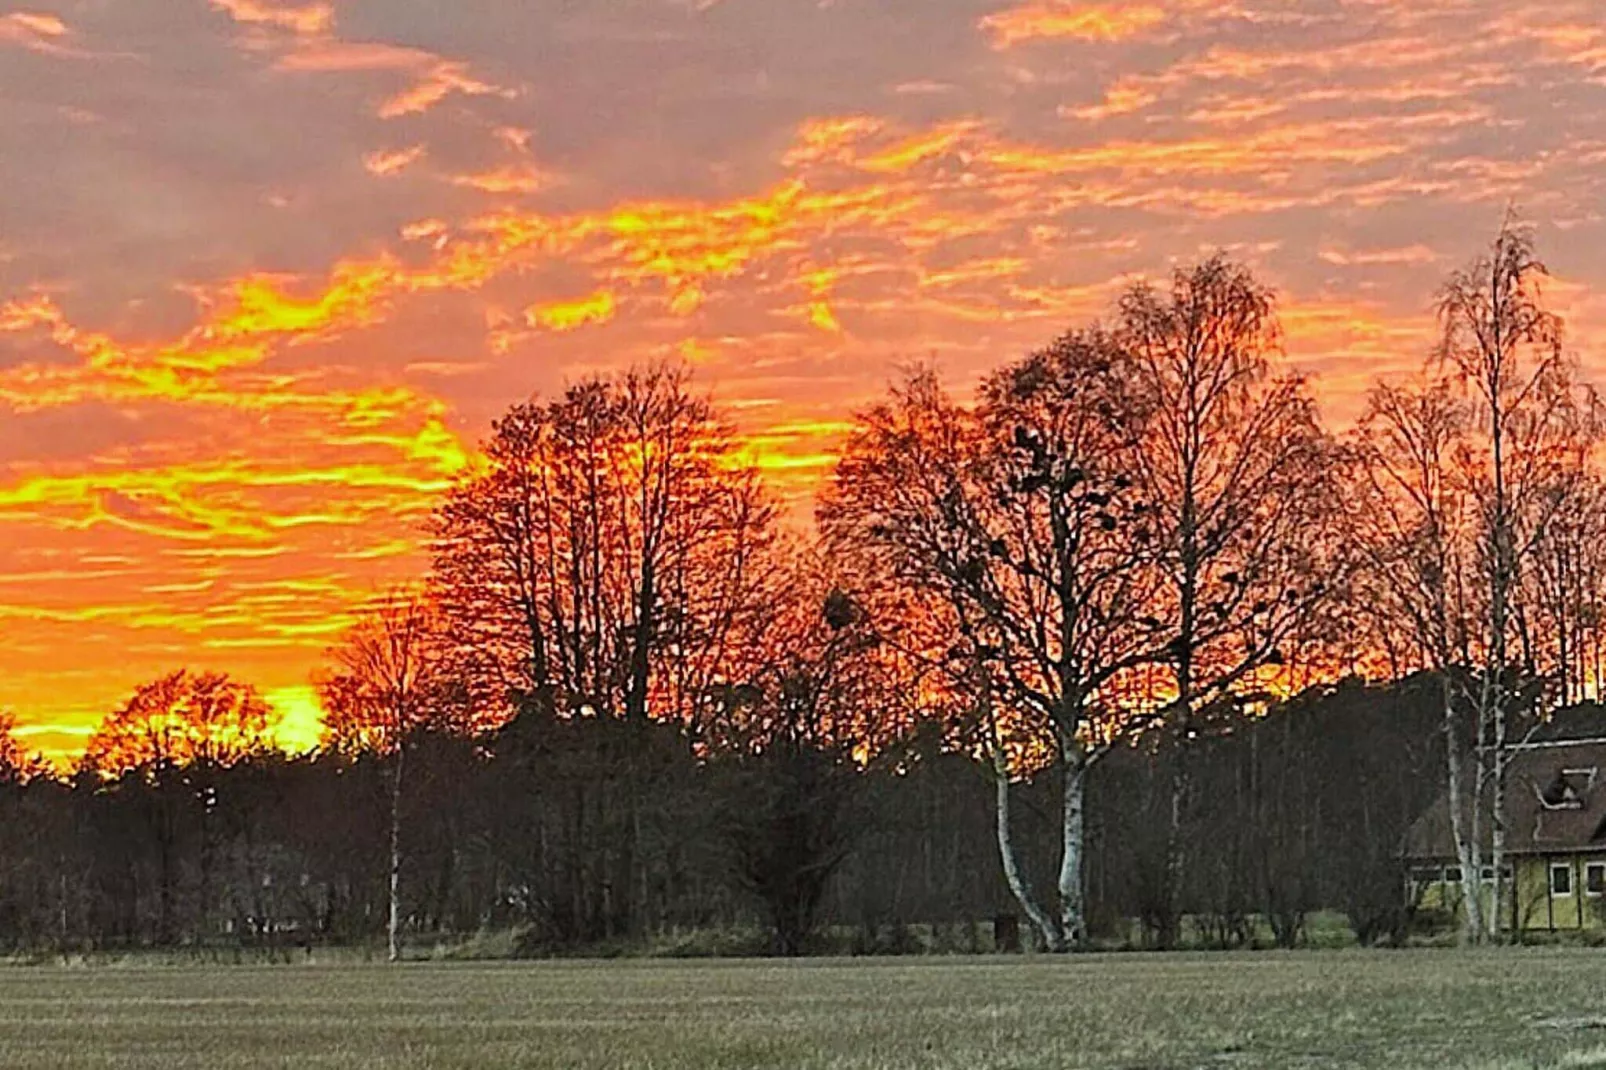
[{"left": 3, "top": 0, "right": 1606, "bottom": 759}]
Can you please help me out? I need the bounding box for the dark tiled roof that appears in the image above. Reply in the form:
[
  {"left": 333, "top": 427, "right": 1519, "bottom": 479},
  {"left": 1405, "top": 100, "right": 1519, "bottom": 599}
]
[
  {"left": 1406, "top": 739, "right": 1606, "bottom": 859},
  {"left": 1524, "top": 705, "right": 1606, "bottom": 744}
]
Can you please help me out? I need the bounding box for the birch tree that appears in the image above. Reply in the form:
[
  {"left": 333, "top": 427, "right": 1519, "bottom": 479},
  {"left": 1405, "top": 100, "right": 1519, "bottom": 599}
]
[
  {"left": 316, "top": 588, "right": 464, "bottom": 963},
  {"left": 1118, "top": 256, "right": 1347, "bottom": 949},
  {"left": 1352, "top": 220, "right": 1595, "bottom": 940},
  {"left": 820, "top": 332, "right": 1162, "bottom": 950},
  {"left": 1352, "top": 374, "right": 1488, "bottom": 940}
]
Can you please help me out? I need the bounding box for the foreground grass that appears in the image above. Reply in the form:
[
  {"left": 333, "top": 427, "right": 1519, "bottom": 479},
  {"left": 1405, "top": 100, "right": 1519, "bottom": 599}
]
[{"left": 3, "top": 951, "right": 1606, "bottom": 1068}]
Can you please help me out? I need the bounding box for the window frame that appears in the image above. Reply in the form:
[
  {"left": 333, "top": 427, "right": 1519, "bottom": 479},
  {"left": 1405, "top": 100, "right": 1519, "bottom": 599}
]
[
  {"left": 1586, "top": 861, "right": 1606, "bottom": 898},
  {"left": 1552, "top": 861, "right": 1575, "bottom": 898}
]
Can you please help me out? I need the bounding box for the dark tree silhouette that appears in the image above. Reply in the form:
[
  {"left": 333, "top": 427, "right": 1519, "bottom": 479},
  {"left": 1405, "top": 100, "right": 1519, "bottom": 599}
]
[
  {"left": 821, "top": 332, "right": 1163, "bottom": 950},
  {"left": 316, "top": 587, "right": 469, "bottom": 962},
  {"left": 1118, "top": 256, "right": 1347, "bottom": 948}
]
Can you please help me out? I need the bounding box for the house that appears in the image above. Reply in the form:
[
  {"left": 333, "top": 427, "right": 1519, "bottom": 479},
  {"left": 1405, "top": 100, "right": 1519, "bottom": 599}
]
[{"left": 1405, "top": 711, "right": 1606, "bottom": 933}]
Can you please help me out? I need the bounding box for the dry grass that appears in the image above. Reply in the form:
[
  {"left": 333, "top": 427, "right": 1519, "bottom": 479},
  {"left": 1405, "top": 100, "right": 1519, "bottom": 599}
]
[{"left": 3, "top": 949, "right": 1606, "bottom": 1068}]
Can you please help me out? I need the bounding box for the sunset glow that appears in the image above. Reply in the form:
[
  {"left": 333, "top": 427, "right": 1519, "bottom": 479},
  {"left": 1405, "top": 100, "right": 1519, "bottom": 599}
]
[{"left": 4, "top": 0, "right": 1606, "bottom": 758}]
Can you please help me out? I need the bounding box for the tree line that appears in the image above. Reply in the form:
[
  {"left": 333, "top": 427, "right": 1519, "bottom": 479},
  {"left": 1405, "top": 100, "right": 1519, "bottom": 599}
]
[{"left": 0, "top": 218, "right": 1596, "bottom": 956}]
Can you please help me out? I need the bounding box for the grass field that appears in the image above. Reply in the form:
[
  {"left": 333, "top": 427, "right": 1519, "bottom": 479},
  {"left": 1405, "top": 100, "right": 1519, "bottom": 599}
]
[{"left": 4, "top": 951, "right": 1606, "bottom": 1069}]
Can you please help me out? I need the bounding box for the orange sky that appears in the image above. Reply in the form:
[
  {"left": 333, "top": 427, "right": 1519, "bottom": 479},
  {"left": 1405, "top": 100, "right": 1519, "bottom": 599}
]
[{"left": 4, "top": 0, "right": 1606, "bottom": 760}]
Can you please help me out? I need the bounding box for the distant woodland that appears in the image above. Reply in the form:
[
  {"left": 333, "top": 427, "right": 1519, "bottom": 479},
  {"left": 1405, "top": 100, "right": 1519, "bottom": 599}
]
[{"left": 0, "top": 219, "right": 1595, "bottom": 956}]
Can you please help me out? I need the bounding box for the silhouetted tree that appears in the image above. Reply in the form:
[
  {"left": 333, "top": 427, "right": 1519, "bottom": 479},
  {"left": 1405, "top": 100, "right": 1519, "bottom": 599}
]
[
  {"left": 822, "top": 332, "right": 1163, "bottom": 950},
  {"left": 431, "top": 363, "right": 776, "bottom": 938},
  {"left": 1119, "top": 256, "right": 1347, "bottom": 947},
  {"left": 316, "top": 587, "right": 469, "bottom": 962},
  {"left": 1353, "top": 219, "right": 1597, "bottom": 941},
  {"left": 711, "top": 574, "right": 889, "bottom": 955},
  {"left": 79, "top": 670, "right": 273, "bottom": 944}
]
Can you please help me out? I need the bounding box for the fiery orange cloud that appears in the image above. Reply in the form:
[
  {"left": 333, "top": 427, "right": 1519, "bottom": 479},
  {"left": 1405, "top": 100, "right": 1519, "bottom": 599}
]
[
  {"left": 211, "top": 0, "right": 333, "bottom": 38},
  {"left": 784, "top": 116, "right": 885, "bottom": 167},
  {"left": 526, "top": 291, "right": 617, "bottom": 332},
  {"left": 363, "top": 145, "right": 426, "bottom": 176},
  {"left": 1065, "top": 80, "right": 1160, "bottom": 121},
  {"left": 450, "top": 165, "right": 550, "bottom": 195},
  {"left": 980, "top": 2, "right": 1168, "bottom": 47},
  {"left": 274, "top": 41, "right": 431, "bottom": 72},
  {"left": 204, "top": 269, "right": 394, "bottom": 341},
  {"left": 219, "top": 7, "right": 514, "bottom": 124},
  {"left": 379, "top": 60, "right": 510, "bottom": 118}
]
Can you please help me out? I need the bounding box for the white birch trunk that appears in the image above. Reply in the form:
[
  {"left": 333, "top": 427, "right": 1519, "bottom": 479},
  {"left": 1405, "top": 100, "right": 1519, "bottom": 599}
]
[
  {"left": 1489, "top": 726, "right": 1507, "bottom": 939},
  {"left": 1057, "top": 755, "right": 1087, "bottom": 947},
  {"left": 1443, "top": 684, "right": 1485, "bottom": 943},
  {"left": 994, "top": 762, "right": 1064, "bottom": 952},
  {"left": 387, "top": 743, "right": 406, "bottom": 964}
]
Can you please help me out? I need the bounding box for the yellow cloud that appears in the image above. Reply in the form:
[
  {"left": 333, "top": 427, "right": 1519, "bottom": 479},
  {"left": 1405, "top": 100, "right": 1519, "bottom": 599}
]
[
  {"left": 211, "top": 0, "right": 334, "bottom": 38},
  {"left": 980, "top": 2, "right": 1168, "bottom": 47},
  {"left": 526, "top": 291, "right": 617, "bottom": 332}
]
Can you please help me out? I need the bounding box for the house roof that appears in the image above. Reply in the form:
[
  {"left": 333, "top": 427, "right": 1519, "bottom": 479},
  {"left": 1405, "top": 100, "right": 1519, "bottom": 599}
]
[{"left": 1406, "top": 733, "right": 1606, "bottom": 860}]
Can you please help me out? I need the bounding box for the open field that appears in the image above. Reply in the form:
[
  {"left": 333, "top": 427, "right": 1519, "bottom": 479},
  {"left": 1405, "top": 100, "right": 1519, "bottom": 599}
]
[{"left": 4, "top": 952, "right": 1606, "bottom": 1069}]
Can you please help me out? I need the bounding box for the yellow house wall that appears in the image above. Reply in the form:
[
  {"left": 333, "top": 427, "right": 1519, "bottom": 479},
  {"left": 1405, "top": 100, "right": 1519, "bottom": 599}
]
[
  {"left": 1512, "top": 855, "right": 1606, "bottom": 932},
  {"left": 1413, "top": 856, "right": 1606, "bottom": 932},
  {"left": 1417, "top": 871, "right": 1498, "bottom": 924}
]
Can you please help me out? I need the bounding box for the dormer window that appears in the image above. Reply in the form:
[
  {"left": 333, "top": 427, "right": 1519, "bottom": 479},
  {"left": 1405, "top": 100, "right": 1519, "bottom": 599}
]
[{"left": 1540, "top": 769, "right": 1590, "bottom": 810}]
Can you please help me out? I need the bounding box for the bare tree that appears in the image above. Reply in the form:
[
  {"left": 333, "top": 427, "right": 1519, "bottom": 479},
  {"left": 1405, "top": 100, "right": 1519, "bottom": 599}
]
[
  {"left": 316, "top": 587, "right": 465, "bottom": 963},
  {"left": 709, "top": 565, "right": 904, "bottom": 955},
  {"left": 1118, "top": 255, "right": 1347, "bottom": 948},
  {"left": 1352, "top": 220, "right": 1596, "bottom": 941},
  {"left": 821, "top": 332, "right": 1163, "bottom": 950},
  {"left": 430, "top": 363, "right": 775, "bottom": 937},
  {"left": 82, "top": 670, "right": 274, "bottom": 777},
  {"left": 430, "top": 363, "right": 775, "bottom": 730},
  {"left": 1352, "top": 373, "right": 1488, "bottom": 940},
  {"left": 1528, "top": 471, "right": 1606, "bottom": 706}
]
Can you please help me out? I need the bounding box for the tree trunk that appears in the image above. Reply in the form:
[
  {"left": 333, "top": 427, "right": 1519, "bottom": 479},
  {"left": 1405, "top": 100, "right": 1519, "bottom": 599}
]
[
  {"left": 1489, "top": 718, "right": 1507, "bottom": 940},
  {"left": 1442, "top": 679, "right": 1484, "bottom": 943},
  {"left": 978, "top": 655, "right": 1062, "bottom": 951},
  {"left": 387, "top": 743, "right": 406, "bottom": 963},
  {"left": 1057, "top": 754, "right": 1087, "bottom": 948},
  {"left": 993, "top": 765, "right": 1062, "bottom": 952}
]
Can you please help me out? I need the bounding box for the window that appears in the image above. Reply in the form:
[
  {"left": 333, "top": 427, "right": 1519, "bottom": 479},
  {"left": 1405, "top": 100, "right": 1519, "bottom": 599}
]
[
  {"left": 1588, "top": 863, "right": 1606, "bottom": 897},
  {"left": 1552, "top": 863, "right": 1574, "bottom": 897},
  {"left": 1444, "top": 866, "right": 1462, "bottom": 884},
  {"left": 1480, "top": 866, "right": 1495, "bottom": 882},
  {"left": 1409, "top": 866, "right": 1440, "bottom": 891}
]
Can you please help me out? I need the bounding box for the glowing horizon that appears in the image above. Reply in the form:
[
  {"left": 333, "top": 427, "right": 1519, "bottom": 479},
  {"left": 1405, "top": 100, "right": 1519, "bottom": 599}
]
[{"left": 5, "top": 0, "right": 1606, "bottom": 758}]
